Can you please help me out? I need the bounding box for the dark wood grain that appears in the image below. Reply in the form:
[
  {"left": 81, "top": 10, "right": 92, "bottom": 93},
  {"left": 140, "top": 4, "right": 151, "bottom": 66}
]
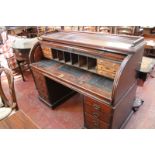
[
  {"left": 112, "top": 83, "right": 137, "bottom": 128},
  {"left": 41, "top": 31, "right": 144, "bottom": 53},
  {"left": 32, "top": 69, "right": 50, "bottom": 104},
  {"left": 29, "top": 42, "right": 43, "bottom": 64},
  {"left": 83, "top": 96, "right": 113, "bottom": 124},
  {"left": 84, "top": 112, "right": 110, "bottom": 129},
  {"left": 112, "top": 45, "right": 144, "bottom": 105},
  {"left": 29, "top": 31, "right": 145, "bottom": 129},
  {"left": 40, "top": 41, "right": 127, "bottom": 60}
]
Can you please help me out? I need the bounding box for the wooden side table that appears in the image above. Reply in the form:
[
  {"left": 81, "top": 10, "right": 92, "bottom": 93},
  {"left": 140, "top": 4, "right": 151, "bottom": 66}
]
[{"left": 12, "top": 37, "right": 38, "bottom": 81}]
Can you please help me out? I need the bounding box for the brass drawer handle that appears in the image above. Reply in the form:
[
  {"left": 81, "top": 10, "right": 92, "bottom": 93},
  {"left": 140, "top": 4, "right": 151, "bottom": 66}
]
[
  {"left": 93, "top": 124, "right": 99, "bottom": 128},
  {"left": 93, "top": 104, "right": 100, "bottom": 110},
  {"left": 93, "top": 112, "right": 100, "bottom": 118},
  {"left": 93, "top": 120, "right": 99, "bottom": 127}
]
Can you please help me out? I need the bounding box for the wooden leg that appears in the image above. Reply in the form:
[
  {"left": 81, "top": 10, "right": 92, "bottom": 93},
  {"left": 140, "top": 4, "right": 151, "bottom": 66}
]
[{"left": 17, "top": 60, "right": 25, "bottom": 82}]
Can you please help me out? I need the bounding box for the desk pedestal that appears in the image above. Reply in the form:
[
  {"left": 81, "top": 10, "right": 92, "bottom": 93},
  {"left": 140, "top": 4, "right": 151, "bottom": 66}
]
[{"left": 32, "top": 69, "right": 75, "bottom": 109}]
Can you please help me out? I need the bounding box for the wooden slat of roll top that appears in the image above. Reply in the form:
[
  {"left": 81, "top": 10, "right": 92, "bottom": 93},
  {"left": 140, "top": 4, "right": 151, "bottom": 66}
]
[
  {"left": 97, "top": 59, "right": 120, "bottom": 79},
  {"left": 41, "top": 46, "right": 53, "bottom": 59}
]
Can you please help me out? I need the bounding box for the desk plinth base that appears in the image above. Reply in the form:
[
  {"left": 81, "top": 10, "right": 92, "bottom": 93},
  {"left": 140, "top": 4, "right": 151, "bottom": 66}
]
[{"left": 39, "top": 91, "right": 76, "bottom": 109}]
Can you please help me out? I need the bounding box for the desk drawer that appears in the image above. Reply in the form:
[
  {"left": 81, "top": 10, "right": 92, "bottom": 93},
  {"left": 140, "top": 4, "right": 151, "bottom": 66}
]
[
  {"left": 84, "top": 112, "right": 110, "bottom": 129},
  {"left": 84, "top": 96, "right": 112, "bottom": 123},
  {"left": 97, "top": 59, "right": 120, "bottom": 79}
]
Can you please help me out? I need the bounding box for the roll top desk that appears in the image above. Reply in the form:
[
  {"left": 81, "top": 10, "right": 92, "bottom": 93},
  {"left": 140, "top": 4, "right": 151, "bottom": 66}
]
[{"left": 29, "top": 31, "right": 145, "bottom": 129}]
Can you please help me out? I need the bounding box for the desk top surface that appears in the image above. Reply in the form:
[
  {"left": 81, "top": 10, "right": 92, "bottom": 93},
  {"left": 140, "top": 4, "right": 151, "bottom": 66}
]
[
  {"left": 41, "top": 31, "right": 144, "bottom": 53},
  {"left": 0, "top": 110, "right": 39, "bottom": 129},
  {"left": 31, "top": 60, "right": 113, "bottom": 103}
]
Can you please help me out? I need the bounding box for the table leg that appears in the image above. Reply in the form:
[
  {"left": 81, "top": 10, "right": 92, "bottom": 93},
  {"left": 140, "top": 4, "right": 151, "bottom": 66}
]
[{"left": 17, "top": 60, "right": 25, "bottom": 82}]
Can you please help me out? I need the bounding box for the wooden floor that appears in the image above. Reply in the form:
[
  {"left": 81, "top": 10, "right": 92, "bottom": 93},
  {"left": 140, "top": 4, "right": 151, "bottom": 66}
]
[{"left": 1, "top": 69, "right": 155, "bottom": 129}]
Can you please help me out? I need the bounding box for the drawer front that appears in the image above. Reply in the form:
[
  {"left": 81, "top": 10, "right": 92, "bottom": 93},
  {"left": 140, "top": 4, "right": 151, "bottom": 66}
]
[
  {"left": 84, "top": 113, "right": 110, "bottom": 129},
  {"left": 84, "top": 96, "right": 113, "bottom": 124},
  {"left": 32, "top": 69, "right": 49, "bottom": 102},
  {"left": 97, "top": 59, "right": 120, "bottom": 79}
]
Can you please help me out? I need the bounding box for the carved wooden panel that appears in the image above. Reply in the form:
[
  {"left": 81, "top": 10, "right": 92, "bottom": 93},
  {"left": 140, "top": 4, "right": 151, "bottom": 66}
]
[{"left": 32, "top": 69, "right": 49, "bottom": 103}]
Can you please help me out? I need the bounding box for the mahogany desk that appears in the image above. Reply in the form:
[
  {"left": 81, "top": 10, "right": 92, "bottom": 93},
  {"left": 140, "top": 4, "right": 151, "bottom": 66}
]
[
  {"left": 30, "top": 31, "right": 145, "bottom": 129},
  {"left": 0, "top": 110, "right": 39, "bottom": 129}
]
